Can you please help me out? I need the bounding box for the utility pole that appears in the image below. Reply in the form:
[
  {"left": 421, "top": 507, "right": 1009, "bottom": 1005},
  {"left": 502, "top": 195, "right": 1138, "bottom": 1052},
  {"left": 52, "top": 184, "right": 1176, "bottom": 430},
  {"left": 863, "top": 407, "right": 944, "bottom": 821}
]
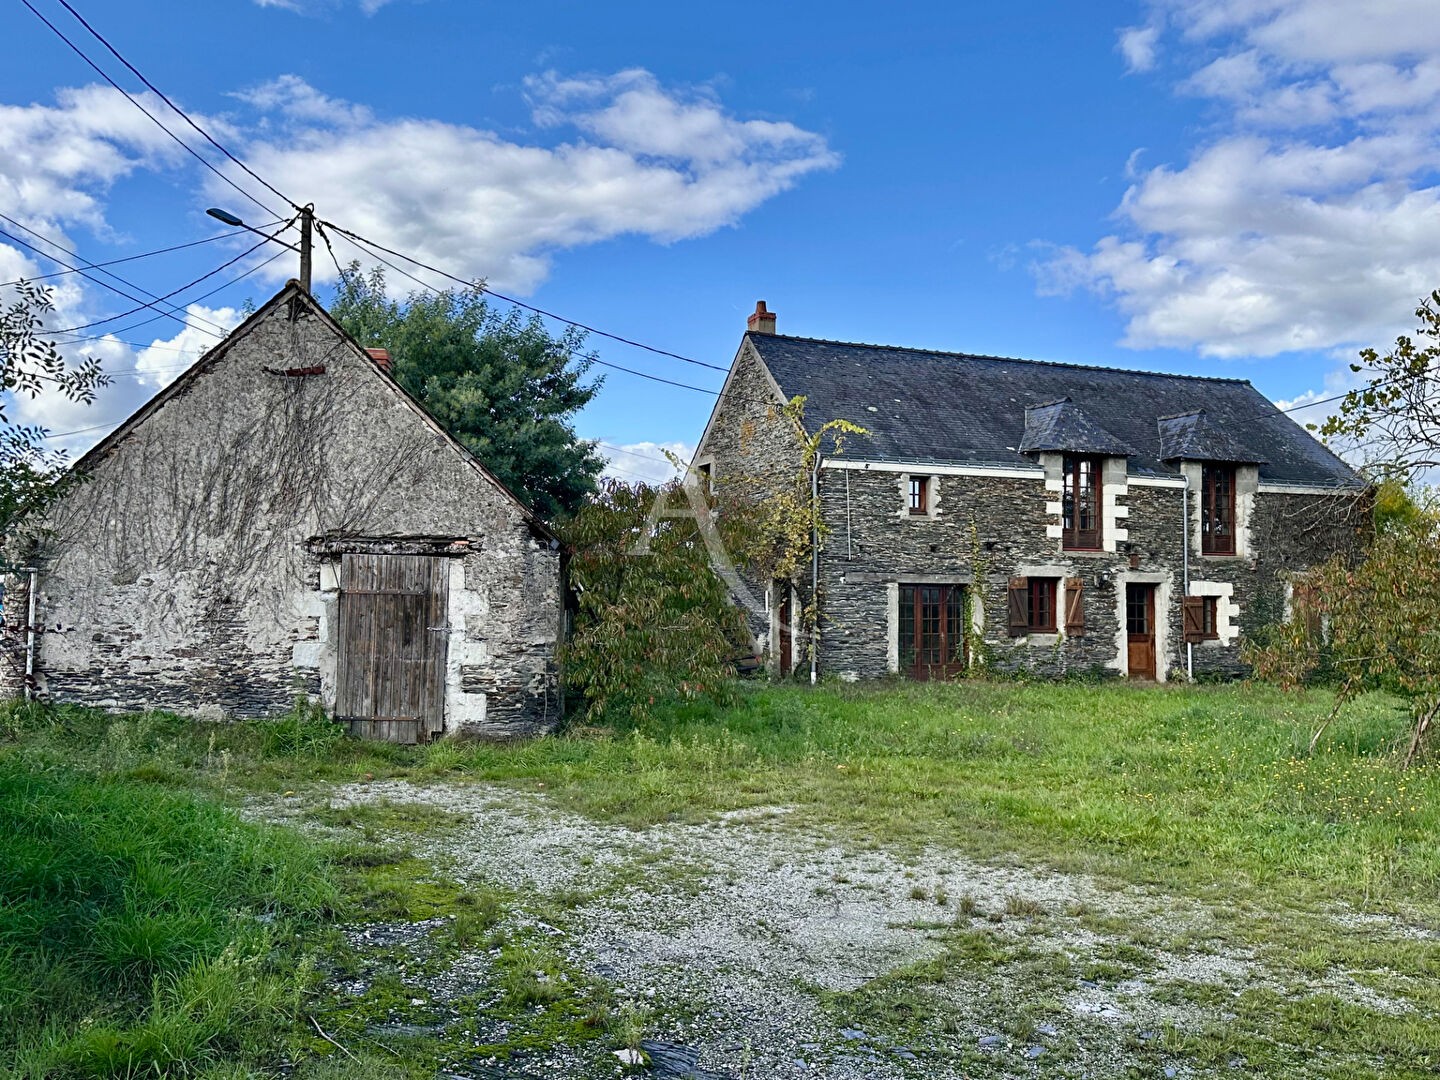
[{"left": 299, "top": 204, "right": 314, "bottom": 292}]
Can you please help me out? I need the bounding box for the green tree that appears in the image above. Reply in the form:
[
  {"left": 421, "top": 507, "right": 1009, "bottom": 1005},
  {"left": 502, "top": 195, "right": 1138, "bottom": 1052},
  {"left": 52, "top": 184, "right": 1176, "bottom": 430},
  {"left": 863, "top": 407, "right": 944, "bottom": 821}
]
[
  {"left": 1247, "top": 498, "right": 1440, "bottom": 767},
  {"left": 329, "top": 264, "right": 604, "bottom": 519},
  {"left": 1320, "top": 289, "right": 1440, "bottom": 481},
  {"left": 559, "top": 478, "right": 752, "bottom": 724},
  {"left": 0, "top": 281, "right": 106, "bottom": 538}
]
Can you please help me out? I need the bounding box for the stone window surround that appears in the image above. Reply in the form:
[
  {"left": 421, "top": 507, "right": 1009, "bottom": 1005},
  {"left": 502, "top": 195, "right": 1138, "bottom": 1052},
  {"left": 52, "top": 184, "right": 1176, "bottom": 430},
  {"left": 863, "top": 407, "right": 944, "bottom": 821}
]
[
  {"left": 1179, "top": 461, "right": 1259, "bottom": 561},
  {"left": 691, "top": 455, "right": 717, "bottom": 495},
  {"left": 896, "top": 472, "right": 942, "bottom": 520},
  {"left": 1185, "top": 579, "right": 1239, "bottom": 648},
  {"left": 1010, "top": 562, "right": 1069, "bottom": 646},
  {"left": 1107, "top": 570, "right": 1174, "bottom": 682},
  {"left": 885, "top": 576, "right": 979, "bottom": 673},
  {"left": 1040, "top": 453, "right": 1129, "bottom": 555}
]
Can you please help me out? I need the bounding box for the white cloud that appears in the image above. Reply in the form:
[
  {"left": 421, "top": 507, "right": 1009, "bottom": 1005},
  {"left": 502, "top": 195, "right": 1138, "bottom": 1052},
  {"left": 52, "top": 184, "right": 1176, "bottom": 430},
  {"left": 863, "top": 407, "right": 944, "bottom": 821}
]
[
  {"left": 233, "top": 75, "right": 373, "bottom": 129},
  {"left": 1048, "top": 1, "right": 1440, "bottom": 360},
  {"left": 8, "top": 301, "right": 242, "bottom": 459},
  {"left": 252, "top": 0, "right": 400, "bottom": 14},
  {"left": 0, "top": 85, "right": 187, "bottom": 233},
  {"left": 0, "top": 72, "right": 829, "bottom": 459},
  {"left": 599, "top": 440, "right": 690, "bottom": 485},
  {"left": 1119, "top": 25, "right": 1161, "bottom": 74},
  {"left": 226, "top": 71, "right": 838, "bottom": 292}
]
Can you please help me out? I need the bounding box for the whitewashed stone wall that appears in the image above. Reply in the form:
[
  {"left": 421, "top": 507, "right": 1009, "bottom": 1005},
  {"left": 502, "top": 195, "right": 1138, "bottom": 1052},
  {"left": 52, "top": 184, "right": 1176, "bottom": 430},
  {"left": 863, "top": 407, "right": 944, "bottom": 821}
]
[{"left": 8, "top": 287, "right": 562, "bottom": 735}]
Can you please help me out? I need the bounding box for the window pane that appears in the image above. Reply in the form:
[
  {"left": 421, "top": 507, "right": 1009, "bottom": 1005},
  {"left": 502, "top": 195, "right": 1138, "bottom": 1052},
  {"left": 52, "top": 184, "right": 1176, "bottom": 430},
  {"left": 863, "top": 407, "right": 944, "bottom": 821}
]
[
  {"left": 910, "top": 477, "right": 927, "bottom": 513},
  {"left": 1126, "top": 585, "right": 1149, "bottom": 634},
  {"left": 920, "top": 586, "right": 943, "bottom": 663},
  {"left": 1029, "top": 578, "right": 1055, "bottom": 631}
]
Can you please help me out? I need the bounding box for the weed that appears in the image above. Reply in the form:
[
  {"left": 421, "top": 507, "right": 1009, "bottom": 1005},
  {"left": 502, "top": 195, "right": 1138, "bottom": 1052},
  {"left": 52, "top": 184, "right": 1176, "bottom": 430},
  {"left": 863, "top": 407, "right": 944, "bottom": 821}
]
[{"left": 1004, "top": 893, "right": 1045, "bottom": 918}]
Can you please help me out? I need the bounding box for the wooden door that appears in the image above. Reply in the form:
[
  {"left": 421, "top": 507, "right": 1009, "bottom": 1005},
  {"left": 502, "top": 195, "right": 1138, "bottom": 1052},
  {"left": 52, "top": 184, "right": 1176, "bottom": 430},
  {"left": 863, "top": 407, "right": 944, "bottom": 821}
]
[
  {"left": 776, "top": 584, "right": 793, "bottom": 677},
  {"left": 336, "top": 554, "right": 449, "bottom": 743},
  {"left": 900, "top": 584, "right": 968, "bottom": 680},
  {"left": 1125, "top": 583, "right": 1157, "bottom": 681}
]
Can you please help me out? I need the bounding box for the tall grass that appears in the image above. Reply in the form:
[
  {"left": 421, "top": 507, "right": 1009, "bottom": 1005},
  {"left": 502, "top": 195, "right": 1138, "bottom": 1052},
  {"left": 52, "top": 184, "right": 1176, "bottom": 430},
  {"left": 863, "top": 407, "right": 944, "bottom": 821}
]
[
  {"left": 430, "top": 681, "right": 1440, "bottom": 904},
  {"left": 0, "top": 757, "right": 337, "bottom": 1076}
]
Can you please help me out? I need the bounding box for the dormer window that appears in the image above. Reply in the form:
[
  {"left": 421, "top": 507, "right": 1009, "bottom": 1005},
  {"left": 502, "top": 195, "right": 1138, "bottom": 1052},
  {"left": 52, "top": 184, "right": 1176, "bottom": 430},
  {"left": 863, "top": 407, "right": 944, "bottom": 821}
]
[
  {"left": 1201, "top": 464, "right": 1236, "bottom": 555},
  {"left": 1061, "top": 455, "right": 1102, "bottom": 550},
  {"left": 909, "top": 475, "right": 930, "bottom": 515}
]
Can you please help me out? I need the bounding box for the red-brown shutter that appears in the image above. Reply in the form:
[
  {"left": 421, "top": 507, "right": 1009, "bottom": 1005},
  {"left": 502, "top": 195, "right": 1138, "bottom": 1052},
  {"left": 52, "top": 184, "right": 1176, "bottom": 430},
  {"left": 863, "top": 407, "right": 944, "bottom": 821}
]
[
  {"left": 1007, "top": 577, "right": 1029, "bottom": 637},
  {"left": 1292, "top": 582, "right": 1322, "bottom": 639},
  {"left": 1064, "top": 577, "right": 1085, "bottom": 637},
  {"left": 1182, "top": 596, "right": 1205, "bottom": 643}
]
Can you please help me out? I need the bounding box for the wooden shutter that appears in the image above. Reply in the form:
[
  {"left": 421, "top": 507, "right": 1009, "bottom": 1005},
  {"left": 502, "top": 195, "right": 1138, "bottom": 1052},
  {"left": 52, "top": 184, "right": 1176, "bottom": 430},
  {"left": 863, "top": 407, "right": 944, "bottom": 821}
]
[
  {"left": 1181, "top": 595, "right": 1205, "bottom": 643},
  {"left": 1064, "top": 577, "right": 1085, "bottom": 637},
  {"left": 1292, "top": 582, "right": 1322, "bottom": 638},
  {"left": 1007, "top": 576, "right": 1029, "bottom": 637}
]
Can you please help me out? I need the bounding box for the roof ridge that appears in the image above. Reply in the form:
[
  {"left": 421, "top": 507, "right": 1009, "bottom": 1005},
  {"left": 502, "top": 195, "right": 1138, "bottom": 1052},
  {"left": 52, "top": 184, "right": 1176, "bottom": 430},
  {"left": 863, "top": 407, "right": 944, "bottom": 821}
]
[{"left": 747, "top": 331, "right": 1254, "bottom": 385}]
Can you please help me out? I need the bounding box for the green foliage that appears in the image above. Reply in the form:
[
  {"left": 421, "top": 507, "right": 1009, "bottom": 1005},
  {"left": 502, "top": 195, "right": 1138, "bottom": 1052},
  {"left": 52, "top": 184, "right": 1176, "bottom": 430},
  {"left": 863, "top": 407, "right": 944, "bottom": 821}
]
[
  {"left": 1321, "top": 289, "right": 1440, "bottom": 481},
  {"left": 329, "top": 264, "right": 603, "bottom": 518},
  {"left": 1247, "top": 505, "right": 1440, "bottom": 764},
  {"left": 1373, "top": 477, "right": 1424, "bottom": 534},
  {"left": 0, "top": 280, "right": 109, "bottom": 539},
  {"left": 259, "top": 696, "right": 345, "bottom": 758},
  {"left": 0, "top": 757, "right": 335, "bottom": 1075},
  {"left": 558, "top": 478, "right": 750, "bottom": 724}
]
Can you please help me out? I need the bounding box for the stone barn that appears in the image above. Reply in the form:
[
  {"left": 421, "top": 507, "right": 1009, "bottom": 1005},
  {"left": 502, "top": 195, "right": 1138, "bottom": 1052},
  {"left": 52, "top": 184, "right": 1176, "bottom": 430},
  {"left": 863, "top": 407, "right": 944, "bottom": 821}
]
[{"left": 4, "top": 281, "right": 564, "bottom": 740}]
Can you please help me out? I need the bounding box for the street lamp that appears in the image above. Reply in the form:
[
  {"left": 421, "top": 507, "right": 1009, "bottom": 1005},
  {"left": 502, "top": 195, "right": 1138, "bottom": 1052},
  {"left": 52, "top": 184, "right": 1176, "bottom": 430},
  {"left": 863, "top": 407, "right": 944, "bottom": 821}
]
[{"left": 206, "top": 205, "right": 311, "bottom": 290}]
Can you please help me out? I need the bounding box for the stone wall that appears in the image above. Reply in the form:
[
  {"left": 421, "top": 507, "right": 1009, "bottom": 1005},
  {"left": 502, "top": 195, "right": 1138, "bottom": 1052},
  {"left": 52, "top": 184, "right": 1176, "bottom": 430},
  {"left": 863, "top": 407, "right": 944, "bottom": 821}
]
[
  {"left": 694, "top": 337, "right": 804, "bottom": 651},
  {"left": 20, "top": 288, "right": 563, "bottom": 735},
  {"left": 814, "top": 462, "right": 1368, "bottom": 682}
]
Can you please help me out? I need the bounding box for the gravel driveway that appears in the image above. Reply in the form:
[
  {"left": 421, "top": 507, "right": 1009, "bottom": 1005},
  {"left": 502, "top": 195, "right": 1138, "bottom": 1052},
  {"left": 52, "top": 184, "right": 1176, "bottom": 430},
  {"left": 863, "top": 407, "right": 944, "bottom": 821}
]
[{"left": 259, "top": 780, "right": 1417, "bottom": 1079}]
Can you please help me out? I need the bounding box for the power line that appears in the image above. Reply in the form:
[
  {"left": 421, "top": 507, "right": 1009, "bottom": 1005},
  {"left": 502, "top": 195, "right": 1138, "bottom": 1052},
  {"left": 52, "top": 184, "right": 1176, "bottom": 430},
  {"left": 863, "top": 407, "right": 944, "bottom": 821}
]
[
  {"left": 43, "top": 218, "right": 296, "bottom": 336},
  {"left": 596, "top": 441, "right": 682, "bottom": 466},
  {"left": 20, "top": 0, "right": 283, "bottom": 221},
  {"left": 51, "top": 0, "right": 297, "bottom": 213},
  {"left": 317, "top": 219, "right": 729, "bottom": 374},
  {"left": 0, "top": 214, "right": 234, "bottom": 337},
  {"left": 331, "top": 228, "right": 726, "bottom": 397},
  {"left": 51, "top": 243, "right": 290, "bottom": 345},
  {"left": 0, "top": 223, "right": 280, "bottom": 290}
]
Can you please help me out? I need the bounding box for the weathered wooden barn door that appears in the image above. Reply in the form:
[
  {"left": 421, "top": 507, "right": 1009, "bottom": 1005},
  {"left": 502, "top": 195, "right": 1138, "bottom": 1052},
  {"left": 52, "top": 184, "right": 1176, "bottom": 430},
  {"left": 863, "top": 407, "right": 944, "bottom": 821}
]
[{"left": 336, "top": 553, "right": 449, "bottom": 743}]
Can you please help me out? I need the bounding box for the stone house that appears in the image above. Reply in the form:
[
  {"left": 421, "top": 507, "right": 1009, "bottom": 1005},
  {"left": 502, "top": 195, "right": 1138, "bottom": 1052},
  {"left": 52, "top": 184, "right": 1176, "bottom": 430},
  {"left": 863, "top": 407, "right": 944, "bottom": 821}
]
[
  {"left": 692, "top": 303, "right": 1369, "bottom": 682},
  {"left": 3, "top": 282, "right": 564, "bottom": 740}
]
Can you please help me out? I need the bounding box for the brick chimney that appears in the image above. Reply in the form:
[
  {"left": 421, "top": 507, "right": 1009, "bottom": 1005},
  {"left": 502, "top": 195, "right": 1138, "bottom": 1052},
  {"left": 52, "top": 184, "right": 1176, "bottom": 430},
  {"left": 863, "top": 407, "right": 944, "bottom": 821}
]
[
  {"left": 747, "top": 300, "right": 777, "bottom": 335},
  {"left": 366, "top": 347, "right": 393, "bottom": 373}
]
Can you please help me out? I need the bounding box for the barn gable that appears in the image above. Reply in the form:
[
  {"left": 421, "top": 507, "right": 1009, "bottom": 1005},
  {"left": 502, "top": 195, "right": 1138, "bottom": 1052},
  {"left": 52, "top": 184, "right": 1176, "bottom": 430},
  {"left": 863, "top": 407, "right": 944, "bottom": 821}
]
[{"left": 9, "top": 282, "right": 563, "bottom": 738}]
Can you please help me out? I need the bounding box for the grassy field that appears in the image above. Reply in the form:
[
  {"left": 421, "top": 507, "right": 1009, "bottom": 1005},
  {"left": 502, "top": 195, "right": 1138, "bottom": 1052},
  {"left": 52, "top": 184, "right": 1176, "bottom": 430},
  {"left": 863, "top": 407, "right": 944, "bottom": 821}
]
[{"left": 3, "top": 681, "right": 1438, "bottom": 1077}]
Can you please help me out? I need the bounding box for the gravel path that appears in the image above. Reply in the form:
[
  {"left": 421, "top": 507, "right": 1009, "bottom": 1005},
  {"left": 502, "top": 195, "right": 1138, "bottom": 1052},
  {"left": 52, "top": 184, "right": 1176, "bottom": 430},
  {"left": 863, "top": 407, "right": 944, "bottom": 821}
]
[{"left": 257, "top": 781, "right": 1415, "bottom": 1078}]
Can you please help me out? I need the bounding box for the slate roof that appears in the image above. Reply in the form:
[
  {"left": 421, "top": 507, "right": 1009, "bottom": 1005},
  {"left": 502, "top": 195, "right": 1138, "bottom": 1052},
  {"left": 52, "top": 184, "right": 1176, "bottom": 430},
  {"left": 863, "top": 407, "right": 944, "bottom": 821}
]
[
  {"left": 1019, "top": 399, "right": 1136, "bottom": 457},
  {"left": 746, "top": 333, "right": 1363, "bottom": 487},
  {"left": 1157, "top": 410, "right": 1265, "bottom": 465}
]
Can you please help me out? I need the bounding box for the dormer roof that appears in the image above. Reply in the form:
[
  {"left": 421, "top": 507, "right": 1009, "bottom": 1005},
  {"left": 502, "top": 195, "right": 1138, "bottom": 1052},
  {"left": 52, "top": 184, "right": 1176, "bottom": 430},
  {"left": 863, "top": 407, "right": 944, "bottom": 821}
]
[
  {"left": 1157, "top": 409, "right": 1266, "bottom": 465},
  {"left": 1019, "top": 398, "right": 1136, "bottom": 457}
]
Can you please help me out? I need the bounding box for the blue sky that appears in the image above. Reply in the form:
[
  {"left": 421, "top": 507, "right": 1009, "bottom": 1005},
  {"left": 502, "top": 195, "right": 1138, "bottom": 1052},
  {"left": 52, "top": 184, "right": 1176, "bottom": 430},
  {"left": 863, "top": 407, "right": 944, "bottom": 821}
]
[{"left": 3, "top": 0, "right": 1439, "bottom": 483}]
